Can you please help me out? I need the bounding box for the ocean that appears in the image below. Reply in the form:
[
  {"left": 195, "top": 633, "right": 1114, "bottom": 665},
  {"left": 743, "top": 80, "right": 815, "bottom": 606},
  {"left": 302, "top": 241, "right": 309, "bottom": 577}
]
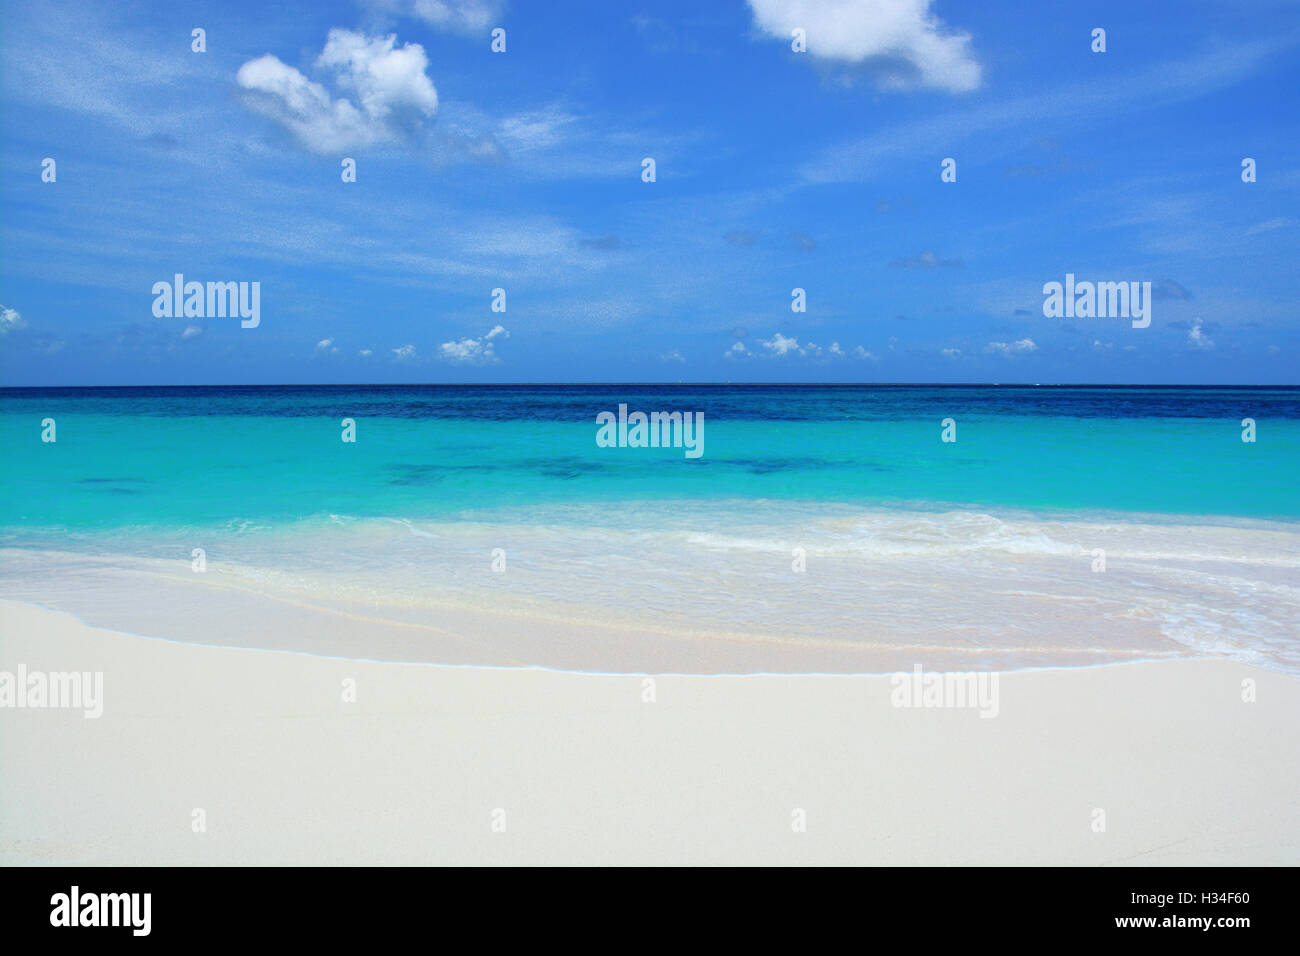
[{"left": 2, "top": 384, "right": 1298, "bottom": 672}]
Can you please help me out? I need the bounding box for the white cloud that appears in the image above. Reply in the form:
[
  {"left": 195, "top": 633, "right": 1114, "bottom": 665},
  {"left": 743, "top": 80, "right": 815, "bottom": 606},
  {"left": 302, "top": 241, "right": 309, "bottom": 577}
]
[
  {"left": 1188, "top": 320, "right": 1214, "bottom": 350},
  {"left": 181, "top": 325, "right": 205, "bottom": 341},
  {"left": 756, "top": 333, "right": 870, "bottom": 359},
  {"left": 316, "top": 337, "right": 335, "bottom": 350},
  {"left": 760, "top": 332, "right": 803, "bottom": 356},
  {"left": 985, "top": 338, "right": 1037, "bottom": 356},
  {"left": 941, "top": 347, "right": 961, "bottom": 358},
  {"left": 438, "top": 324, "right": 507, "bottom": 364},
  {"left": 237, "top": 30, "right": 438, "bottom": 153},
  {"left": 369, "top": 0, "right": 505, "bottom": 36},
  {"left": 359, "top": 348, "right": 374, "bottom": 357},
  {"left": 660, "top": 349, "right": 686, "bottom": 362},
  {"left": 0, "top": 305, "right": 26, "bottom": 334},
  {"left": 747, "top": 0, "right": 981, "bottom": 92},
  {"left": 392, "top": 343, "right": 418, "bottom": 360},
  {"left": 801, "top": 340, "right": 838, "bottom": 358}
]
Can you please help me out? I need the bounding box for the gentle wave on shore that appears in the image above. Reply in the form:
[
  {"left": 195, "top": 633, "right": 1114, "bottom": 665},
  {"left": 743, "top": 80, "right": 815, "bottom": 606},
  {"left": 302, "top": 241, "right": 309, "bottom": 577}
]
[{"left": 3, "top": 501, "right": 1297, "bottom": 673}]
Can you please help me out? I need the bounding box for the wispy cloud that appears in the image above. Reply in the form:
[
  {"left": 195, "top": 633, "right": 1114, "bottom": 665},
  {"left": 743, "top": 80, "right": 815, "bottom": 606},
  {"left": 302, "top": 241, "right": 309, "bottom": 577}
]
[
  {"left": 891, "top": 249, "right": 962, "bottom": 269},
  {"left": 800, "top": 34, "right": 1298, "bottom": 183},
  {"left": 1244, "top": 218, "right": 1294, "bottom": 236},
  {"left": 365, "top": 0, "right": 505, "bottom": 36}
]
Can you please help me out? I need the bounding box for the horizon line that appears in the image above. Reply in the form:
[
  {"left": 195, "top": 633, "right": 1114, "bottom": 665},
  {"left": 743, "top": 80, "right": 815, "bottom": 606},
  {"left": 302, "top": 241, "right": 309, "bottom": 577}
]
[{"left": 2, "top": 382, "right": 1299, "bottom": 390}]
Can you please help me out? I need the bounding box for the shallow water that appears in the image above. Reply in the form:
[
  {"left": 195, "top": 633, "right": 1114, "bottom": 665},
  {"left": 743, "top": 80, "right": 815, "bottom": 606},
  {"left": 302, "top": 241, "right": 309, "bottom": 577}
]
[{"left": 2, "top": 386, "right": 1297, "bottom": 672}]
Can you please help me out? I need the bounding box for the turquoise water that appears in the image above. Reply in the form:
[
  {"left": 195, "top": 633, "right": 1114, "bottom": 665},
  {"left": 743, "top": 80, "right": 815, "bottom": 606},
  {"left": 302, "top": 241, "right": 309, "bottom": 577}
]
[
  {"left": 1, "top": 386, "right": 1298, "bottom": 672},
  {"left": 2, "top": 385, "right": 1298, "bottom": 532}
]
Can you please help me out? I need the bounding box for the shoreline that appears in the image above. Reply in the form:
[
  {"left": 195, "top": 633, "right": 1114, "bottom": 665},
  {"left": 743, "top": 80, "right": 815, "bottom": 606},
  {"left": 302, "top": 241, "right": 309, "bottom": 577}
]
[
  {"left": 3, "top": 599, "right": 1297, "bottom": 865},
  {"left": 0, "top": 553, "right": 1199, "bottom": 674},
  {"left": 6, "top": 498, "right": 1299, "bottom": 674},
  {"left": 0, "top": 597, "right": 1199, "bottom": 679}
]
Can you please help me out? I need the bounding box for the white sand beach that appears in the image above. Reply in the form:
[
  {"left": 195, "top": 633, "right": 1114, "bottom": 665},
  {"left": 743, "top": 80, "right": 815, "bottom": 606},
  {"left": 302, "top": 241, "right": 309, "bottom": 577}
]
[{"left": 2, "top": 598, "right": 1296, "bottom": 866}]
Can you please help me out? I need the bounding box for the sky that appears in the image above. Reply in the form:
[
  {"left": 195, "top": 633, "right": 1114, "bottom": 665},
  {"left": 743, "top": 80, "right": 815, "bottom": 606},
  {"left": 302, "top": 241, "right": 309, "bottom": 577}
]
[{"left": 0, "top": 0, "right": 1297, "bottom": 386}]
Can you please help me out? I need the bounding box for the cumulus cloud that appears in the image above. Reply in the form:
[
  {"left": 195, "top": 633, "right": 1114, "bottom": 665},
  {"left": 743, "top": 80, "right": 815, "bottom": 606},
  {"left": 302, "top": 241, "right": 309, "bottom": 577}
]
[
  {"left": 760, "top": 332, "right": 803, "bottom": 356},
  {"left": 0, "top": 305, "right": 26, "bottom": 334},
  {"left": 392, "top": 343, "right": 418, "bottom": 360},
  {"left": 181, "top": 325, "right": 205, "bottom": 341},
  {"left": 985, "top": 338, "right": 1037, "bottom": 356},
  {"left": 746, "top": 0, "right": 981, "bottom": 93},
  {"left": 237, "top": 29, "right": 438, "bottom": 153},
  {"left": 438, "top": 324, "right": 507, "bottom": 364},
  {"left": 315, "top": 337, "right": 339, "bottom": 354},
  {"left": 755, "top": 333, "right": 869, "bottom": 359}
]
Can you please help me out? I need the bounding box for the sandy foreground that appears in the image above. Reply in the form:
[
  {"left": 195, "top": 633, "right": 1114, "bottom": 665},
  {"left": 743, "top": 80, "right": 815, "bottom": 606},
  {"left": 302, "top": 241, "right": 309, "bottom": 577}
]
[{"left": 1, "top": 598, "right": 1297, "bottom": 866}]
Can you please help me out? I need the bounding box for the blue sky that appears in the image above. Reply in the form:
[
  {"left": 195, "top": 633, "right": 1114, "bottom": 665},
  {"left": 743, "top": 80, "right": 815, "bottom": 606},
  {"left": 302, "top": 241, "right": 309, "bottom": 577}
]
[{"left": 1, "top": 0, "right": 1297, "bottom": 385}]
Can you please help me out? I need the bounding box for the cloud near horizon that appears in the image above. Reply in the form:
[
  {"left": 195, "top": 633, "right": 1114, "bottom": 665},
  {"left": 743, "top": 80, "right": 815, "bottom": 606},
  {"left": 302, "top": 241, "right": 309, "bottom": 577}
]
[
  {"left": 439, "top": 324, "right": 508, "bottom": 364},
  {"left": 985, "top": 338, "right": 1037, "bottom": 356}
]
